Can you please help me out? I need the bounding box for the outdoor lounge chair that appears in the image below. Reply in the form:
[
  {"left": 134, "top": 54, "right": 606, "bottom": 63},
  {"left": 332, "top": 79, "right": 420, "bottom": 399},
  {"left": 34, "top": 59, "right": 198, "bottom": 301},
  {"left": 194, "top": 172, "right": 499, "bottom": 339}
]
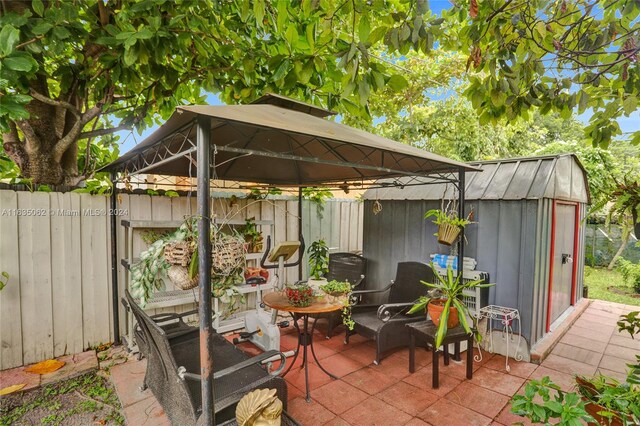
[
  {"left": 345, "top": 261, "right": 433, "bottom": 365},
  {"left": 314, "top": 252, "right": 366, "bottom": 338},
  {"left": 124, "top": 290, "right": 292, "bottom": 425}
]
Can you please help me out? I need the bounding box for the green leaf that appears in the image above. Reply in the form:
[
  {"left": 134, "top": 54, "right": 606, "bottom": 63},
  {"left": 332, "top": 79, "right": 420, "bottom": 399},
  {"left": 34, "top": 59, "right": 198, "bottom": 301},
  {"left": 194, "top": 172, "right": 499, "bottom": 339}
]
[
  {"left": 387, "top": 74, "right": 408, "bottom": 91},
  {"left": 0, "top": 25, "right": 20, "bottom": 55},
  {"left": 31, "top": 21, "right": 53, "bottom": 35},
  {"left": 3, "top": 56, "right": 34, "bottom": 71},
  {"left": 52, "top": 26, "right": 71, "bottom": 40},
  {"left": 623, "top": 96, "right": 637, "bottom": 116},
  {"left": 285, "top": 25, "right": 298, "bottom": 49},
  {"left": 544, "top": 400, "right": 563, "bottom": 414},
  {"left": 136, "top": 28, "right": 153, "bottom": 39},
  {"left": 123, "top": 47, "right": 138, "bottom": 66},
  {"left": 358, "top": 15, "right": 370, "bottom": 41},
  {"left": 32, "top": 0, "right": 45, "bottom": 16},
  {"left": 272, "top": 59, "right": 290, "bottom": 81}
]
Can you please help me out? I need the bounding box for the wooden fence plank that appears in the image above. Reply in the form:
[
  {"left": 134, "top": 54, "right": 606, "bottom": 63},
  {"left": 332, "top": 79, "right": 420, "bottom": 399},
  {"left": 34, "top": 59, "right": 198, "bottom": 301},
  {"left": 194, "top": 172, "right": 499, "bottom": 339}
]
[
  {"left": 51, "top": 192, "right": 83, "bottom": 356},
  {"left": 0, "top": 191, "right": 23, "bottom": 369},
  {"left": 18, "top": 191, "right": 54, "bottom": 364}
]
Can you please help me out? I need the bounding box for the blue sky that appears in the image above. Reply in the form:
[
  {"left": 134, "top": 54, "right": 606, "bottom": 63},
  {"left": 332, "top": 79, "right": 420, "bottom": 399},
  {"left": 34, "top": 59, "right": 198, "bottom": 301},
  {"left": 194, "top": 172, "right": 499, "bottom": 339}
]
[{"left": 115, "top": 0, "right": 638, "bottom": 154}]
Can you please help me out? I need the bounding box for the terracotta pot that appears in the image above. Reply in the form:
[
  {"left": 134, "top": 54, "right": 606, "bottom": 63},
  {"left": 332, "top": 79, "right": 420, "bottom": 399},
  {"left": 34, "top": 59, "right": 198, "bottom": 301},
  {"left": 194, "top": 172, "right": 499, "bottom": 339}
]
[{"left": 427, "top": 299, "right": 459, "bottom": 328}]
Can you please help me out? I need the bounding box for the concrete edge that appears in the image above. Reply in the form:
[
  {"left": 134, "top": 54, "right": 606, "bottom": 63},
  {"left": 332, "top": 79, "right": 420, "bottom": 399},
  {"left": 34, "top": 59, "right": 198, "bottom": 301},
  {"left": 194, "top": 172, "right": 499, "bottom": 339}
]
[{"left": 530, "top": 298, "right": 591, "bottom": 364}]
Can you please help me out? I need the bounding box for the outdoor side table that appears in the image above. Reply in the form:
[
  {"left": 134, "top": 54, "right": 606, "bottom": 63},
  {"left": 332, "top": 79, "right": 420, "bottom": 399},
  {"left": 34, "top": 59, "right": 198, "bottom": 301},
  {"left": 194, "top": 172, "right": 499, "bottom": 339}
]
[
  {"left": 407, "top": 321, "right": 474, "bottom": 389},
  {"left": 262, "top": 291, "right": 343, "bottom": 402}
]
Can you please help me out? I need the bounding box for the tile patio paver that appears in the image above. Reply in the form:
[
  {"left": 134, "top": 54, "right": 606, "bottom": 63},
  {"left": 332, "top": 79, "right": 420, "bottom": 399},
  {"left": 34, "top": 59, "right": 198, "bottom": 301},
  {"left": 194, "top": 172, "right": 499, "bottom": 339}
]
[
  {"left": 528, "top": 365, "right": 577, "bottom": 391},
  {"left": 559, "top": 332, "right": 608, "bottom": 353},
  {"left": 551, "top": 342, "right": 603, "bottom": 366},
  {"left": 377, "top": 381, "right": 439, "bottom": 416},
  {"left": 541, "top": 353, "right": 598, "bottom": 376},
  {"left": 311, "top": 380, "right": 369, "bottom": 415},
  {"left": 599, "top": 354, "right": 632, "bottom": 374},
  {"left": 342, "top": 366, "right": 397, "bottom": 395},
  {"left": 288, "top": 397, "right": 336, "bottom": 425},
  {"left": 341, "top": 396, "right": 413, "bottom": 426},
  {"left": 418, "top": 399, "right": 492, "bottom": 426},
  {"left": 604, "top": 343, "right": 639, "bottom": 361},
  {"left": 609, "top": 334, "right": 640, "bottom": 350},
  {"left": 445, "top": 381, "right": 510, "bottom": 419},
  {"left": 471, "top": 367, "right": 527, "bottom": 396},
  {"left": 482, "top": 355, "right": 538, "bottom": 379},
  {"left": 402, "top": 364, "right": 463, "bottom": 397},
  {"left": 100, "top": 299, "right": 638, "bottom": 425}
]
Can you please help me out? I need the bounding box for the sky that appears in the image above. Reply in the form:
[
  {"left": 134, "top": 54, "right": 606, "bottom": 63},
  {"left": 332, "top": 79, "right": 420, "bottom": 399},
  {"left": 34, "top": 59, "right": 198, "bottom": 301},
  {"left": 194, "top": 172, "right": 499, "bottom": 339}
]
[{"left": 115, "top": 0, "right": 639, "bottom": 154}]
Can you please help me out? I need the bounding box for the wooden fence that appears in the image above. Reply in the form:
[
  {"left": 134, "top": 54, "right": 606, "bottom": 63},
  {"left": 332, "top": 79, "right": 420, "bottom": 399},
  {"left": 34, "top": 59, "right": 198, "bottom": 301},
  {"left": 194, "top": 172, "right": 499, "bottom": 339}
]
[{"left": 0, "top": 189, "right": 363, "bottom": 369}]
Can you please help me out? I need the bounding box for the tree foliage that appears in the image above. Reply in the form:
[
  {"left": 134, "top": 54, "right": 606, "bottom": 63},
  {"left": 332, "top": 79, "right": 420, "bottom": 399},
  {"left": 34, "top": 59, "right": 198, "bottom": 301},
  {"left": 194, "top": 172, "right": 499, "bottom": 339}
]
[
  {"left": 0, "top": 0, "right": 439, "bottom": 184},
  {"left": 444, "top": 0, "right": 640, "bottom": 148},
  {"left": 0, "top": 0, "right": 638, "bottom": 186}
]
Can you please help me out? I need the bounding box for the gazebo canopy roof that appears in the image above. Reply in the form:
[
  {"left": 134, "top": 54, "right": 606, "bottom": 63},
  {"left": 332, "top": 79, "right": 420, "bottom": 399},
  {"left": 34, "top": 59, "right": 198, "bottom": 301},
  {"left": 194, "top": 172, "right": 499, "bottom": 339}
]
[{"left": 103, "top": 97, "right": 479, "bottom": 186}]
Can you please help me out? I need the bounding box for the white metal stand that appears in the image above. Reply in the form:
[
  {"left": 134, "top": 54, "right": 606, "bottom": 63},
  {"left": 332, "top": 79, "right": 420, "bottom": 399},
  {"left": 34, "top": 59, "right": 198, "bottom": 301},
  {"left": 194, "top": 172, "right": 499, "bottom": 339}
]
[{"left": 475, "top": 305, "right": 522, "bottom": 372}]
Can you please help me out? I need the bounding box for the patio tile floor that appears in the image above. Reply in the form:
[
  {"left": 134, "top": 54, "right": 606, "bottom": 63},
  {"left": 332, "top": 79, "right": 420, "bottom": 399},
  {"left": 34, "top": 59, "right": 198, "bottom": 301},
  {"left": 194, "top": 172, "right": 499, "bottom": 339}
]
[{"left": 103, "top": 299, "right": 638, "bottom": 425}]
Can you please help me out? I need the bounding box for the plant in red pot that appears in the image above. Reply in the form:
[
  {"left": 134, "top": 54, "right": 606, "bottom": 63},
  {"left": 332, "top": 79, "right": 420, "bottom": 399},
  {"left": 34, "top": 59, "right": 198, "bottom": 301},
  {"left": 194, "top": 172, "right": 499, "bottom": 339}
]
[{"left": 407, "top": 263, "right": 493, "bottom": 348}]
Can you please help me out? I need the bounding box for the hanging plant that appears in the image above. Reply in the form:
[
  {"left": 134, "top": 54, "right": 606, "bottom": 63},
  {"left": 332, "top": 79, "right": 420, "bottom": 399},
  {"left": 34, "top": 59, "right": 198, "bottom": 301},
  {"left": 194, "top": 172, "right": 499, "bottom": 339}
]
[
  {"left": 424, "top": 196, "right": 474, "bottom": 246},
  {"left": 130, "top": 218, "right": 198, "bottom": 306}
]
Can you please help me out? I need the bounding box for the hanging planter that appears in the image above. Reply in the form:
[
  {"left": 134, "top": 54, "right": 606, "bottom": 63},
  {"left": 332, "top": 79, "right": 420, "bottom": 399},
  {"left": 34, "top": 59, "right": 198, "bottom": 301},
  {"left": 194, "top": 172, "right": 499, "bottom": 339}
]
[
  {"left": 437, "top": 222, "right": 462, "bottom": 246},
  {"left": 425, "top": 208, "right": 473, "bottom": 246},
  {"left": 167, "top": 265, "right": 198, "bottom": 290},
  {"left": 164, "top": 241, "right": 194, "bottom": 266}
]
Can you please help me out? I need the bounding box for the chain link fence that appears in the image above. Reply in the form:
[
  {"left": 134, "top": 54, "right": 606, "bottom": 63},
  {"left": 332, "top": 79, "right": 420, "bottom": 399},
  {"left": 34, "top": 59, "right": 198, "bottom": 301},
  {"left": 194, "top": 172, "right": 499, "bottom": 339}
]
[{"left": 585, "top": 224, "right": 640, "bottom": 267}]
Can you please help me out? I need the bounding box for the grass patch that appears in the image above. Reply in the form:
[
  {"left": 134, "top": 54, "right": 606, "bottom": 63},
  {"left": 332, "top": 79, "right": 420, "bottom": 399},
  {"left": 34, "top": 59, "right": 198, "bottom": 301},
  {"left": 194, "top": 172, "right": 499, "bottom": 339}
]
[
  {"left": 585, "top": 267, "right": 640, "bottom": 306},
  {"left": 0, "top": 372, "right": 124, "bottom": 426}
]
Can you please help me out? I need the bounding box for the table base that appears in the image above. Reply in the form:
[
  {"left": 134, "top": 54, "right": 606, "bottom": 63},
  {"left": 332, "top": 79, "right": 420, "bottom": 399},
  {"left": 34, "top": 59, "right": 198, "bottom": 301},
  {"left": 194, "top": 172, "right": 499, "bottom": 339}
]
[{"left": 281, "top": 313, "right": 337, "bottom": 402}]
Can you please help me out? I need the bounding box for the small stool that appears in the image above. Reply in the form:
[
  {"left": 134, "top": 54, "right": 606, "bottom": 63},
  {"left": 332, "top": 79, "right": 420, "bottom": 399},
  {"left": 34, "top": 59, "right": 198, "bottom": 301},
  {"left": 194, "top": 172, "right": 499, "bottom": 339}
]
[{"left": 407, "top": 321, "right": 474, "bottom": 388}]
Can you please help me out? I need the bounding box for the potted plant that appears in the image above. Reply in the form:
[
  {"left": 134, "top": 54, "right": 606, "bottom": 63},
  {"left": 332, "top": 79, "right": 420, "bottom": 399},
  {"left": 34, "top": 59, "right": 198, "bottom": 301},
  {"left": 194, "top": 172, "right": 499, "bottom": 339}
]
[
  {"left": 424, "top": 208, "right": 473, "bottom": 245},
  {"left": 407, "top": 263, "right": 493, "bottom": 348},
  {"left": 239, "top": 217, "right": 264, "bottom": 253},
  {"left": 307, "top": 238, "right": 329, "bottom": 291},
  {"left": 320, "top": 280, "right": 351, "bottom": 303},
  {"left": 285, "top": 284, "right": 314, "bottom": 307}
]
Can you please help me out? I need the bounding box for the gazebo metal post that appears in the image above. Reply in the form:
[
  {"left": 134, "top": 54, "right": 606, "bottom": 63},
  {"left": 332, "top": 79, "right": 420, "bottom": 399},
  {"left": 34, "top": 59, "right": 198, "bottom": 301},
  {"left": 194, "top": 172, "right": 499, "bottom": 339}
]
[
  {"left": 196, "top": 116, "right": 214, "bottom": 425},
  {"left": 109, "top": 172, "right": 120, "bottom": 345},
  {"left": 298, "top": 187, "right": 303, "bottom": 280},
  {"left": 457, "top": 167, "right": 465, "bottom": 277}
]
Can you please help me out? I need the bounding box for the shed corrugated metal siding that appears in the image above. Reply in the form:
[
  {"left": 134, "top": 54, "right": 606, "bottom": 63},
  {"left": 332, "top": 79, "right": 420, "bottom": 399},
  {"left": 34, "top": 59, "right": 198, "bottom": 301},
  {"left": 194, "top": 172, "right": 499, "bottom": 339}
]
[{"left": 363, "top": 199, "right": 542, "bottom": 344}]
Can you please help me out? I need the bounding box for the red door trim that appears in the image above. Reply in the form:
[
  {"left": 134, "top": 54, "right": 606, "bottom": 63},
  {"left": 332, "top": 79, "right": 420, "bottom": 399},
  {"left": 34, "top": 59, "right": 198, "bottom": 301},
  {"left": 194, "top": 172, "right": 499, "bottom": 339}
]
[{"left": 546, "top": 200, "right": 579, "bottom": 332}]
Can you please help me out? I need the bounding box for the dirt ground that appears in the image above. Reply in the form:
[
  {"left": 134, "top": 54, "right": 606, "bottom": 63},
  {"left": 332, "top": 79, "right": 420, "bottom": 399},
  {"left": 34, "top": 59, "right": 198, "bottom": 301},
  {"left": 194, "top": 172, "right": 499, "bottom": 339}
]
[{"left": 0, "top": 372, "right": 124, "bottom": 426}]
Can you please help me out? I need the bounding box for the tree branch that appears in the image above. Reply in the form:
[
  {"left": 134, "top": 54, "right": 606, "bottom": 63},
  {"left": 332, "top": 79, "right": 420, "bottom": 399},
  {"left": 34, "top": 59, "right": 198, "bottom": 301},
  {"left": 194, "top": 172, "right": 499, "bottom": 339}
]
[
  {"left": 53, "top": 106, "right": 102, "bottom": 161},
  {"left": 79, "top": 123, "right": 131, "bottom": 139},
  {"left": 29, "top": 90, "right": 81, "bottom": 119},
  {"left": 14, "top": 120, "right": 40, "bottom": 154}
]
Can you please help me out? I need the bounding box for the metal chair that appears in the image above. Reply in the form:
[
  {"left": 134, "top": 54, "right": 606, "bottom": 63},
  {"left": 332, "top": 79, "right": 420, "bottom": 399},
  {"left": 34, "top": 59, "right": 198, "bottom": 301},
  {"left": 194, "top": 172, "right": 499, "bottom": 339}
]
[
  {"left": 124, "top": 290, "right": 290, "bottom": 425},
  {"left": 314, "top": 252, "right": 366, "bottom": 338},
  {"left": 345, "top": 261, "right": 433, "bottom": 364}
]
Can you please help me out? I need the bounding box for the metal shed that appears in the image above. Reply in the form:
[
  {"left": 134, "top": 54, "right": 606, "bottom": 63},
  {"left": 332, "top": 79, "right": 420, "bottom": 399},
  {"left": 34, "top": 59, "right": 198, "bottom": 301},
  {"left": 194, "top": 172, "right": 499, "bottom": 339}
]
[{"left": 362, "top": 154, "right": 590, "bottom": 352}]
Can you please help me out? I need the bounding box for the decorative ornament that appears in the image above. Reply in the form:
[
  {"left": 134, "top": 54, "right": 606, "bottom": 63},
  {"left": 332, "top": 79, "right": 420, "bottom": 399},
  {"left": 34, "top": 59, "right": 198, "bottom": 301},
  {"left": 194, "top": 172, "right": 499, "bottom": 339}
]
[{"left": 236, "top": 388, "right": 283, "bottom": 426}]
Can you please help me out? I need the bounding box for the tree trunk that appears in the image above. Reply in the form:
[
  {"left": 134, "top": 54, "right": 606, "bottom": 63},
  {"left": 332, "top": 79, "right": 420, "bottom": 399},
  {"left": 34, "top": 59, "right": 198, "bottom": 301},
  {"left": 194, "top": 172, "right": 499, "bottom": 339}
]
[{"left": 607, "top": 230, "right": 630, "bottom": 270}]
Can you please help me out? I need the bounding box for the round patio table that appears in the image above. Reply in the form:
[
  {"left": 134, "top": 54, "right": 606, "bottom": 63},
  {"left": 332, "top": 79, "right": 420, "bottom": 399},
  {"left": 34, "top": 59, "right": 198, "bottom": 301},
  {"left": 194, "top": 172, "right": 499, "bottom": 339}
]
[{"left": 262, "top": 291, "right": 343, "bottom": 402}]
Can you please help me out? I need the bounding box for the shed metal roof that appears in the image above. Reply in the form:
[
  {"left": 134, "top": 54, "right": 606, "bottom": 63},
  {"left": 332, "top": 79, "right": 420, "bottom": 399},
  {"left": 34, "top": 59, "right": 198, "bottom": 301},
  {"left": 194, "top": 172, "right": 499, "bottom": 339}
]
[{"left": 363, "top": 154, "right": 590, "bottom": 203}]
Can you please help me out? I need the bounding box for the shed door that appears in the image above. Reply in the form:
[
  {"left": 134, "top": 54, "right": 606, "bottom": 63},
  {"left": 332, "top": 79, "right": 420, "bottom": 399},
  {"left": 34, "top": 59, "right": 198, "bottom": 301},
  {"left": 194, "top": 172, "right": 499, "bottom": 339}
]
[{"left": 549, "top": 203, "right": 576, "bottom": 326}]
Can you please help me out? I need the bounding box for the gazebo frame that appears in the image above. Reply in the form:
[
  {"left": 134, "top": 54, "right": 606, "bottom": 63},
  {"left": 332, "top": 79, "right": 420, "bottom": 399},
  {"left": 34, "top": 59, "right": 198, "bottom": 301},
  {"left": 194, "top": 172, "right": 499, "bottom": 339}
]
[{"left": 104, "top": 96, "right": 478, "bottom": 425}]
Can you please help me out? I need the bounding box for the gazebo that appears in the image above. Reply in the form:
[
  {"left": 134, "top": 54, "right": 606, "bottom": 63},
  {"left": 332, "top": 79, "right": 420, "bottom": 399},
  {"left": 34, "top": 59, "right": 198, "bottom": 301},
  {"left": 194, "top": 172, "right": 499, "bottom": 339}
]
[{"left": 103, "top": 94, "right": 479, "bottom": 425}]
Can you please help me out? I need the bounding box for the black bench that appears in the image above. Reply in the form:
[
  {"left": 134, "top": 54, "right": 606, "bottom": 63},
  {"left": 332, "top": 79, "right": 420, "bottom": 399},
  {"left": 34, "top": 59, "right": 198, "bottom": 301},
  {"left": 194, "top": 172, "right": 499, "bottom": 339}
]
[{"left": 124, "top": 290, "right": 293, "bottom": 425}]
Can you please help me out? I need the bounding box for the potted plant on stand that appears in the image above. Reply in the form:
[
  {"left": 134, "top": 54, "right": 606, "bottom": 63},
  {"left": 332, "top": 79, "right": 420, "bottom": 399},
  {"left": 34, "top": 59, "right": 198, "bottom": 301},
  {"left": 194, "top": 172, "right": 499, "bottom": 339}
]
[
  {"left": 307, "top": 238, "right": 329, "bottom": 292},
  {"left": 320, "top": 279, "right": 355, "bottom": 330},
  {"left": 408, "top": 263, "right": 493, "bottom": 348}
]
